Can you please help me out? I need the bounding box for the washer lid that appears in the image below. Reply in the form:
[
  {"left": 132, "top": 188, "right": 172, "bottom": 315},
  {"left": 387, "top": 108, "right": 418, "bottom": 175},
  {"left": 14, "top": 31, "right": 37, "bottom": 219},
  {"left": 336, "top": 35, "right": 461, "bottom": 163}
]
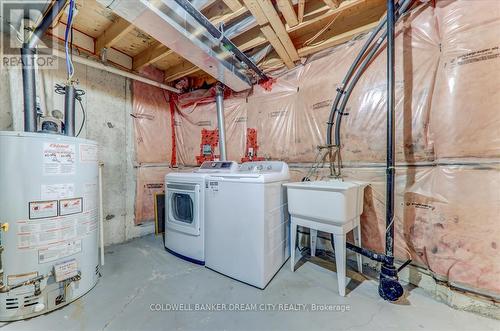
[{"left": 207, "top": 172, "right": 289, "bottom": 183}]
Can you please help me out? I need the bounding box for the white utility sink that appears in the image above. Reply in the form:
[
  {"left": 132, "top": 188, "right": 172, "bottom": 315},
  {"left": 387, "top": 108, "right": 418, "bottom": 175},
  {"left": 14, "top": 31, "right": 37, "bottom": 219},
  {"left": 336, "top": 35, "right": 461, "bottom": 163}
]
[{"left": 284, "top": 180, "right": 366, "bottom": 225}]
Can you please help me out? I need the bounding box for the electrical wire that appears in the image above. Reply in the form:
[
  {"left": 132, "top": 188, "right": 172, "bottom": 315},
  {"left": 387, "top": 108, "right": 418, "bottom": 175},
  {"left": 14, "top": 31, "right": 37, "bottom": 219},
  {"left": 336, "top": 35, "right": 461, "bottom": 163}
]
[
  {"left": 76, "top": 98, "right": 86, "bottom": 137},
  {"left": 64, "top": 0, "right": 76, "bottom": 80}
]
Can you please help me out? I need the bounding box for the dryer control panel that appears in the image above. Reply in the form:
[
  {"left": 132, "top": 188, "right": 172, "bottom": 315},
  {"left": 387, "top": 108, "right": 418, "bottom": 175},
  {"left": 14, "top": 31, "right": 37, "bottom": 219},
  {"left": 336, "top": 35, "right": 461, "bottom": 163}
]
[
  {"left": 198, "top": 161, "right": 238, "bottom": 172},
  {"left": 239, "top": 161, "right": 288, "bottom": 174}
]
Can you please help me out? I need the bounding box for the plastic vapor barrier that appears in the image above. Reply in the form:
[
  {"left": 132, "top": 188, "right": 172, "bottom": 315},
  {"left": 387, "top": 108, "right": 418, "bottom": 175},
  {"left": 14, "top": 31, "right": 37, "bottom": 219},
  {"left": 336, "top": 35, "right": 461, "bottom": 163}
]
[
  {"left": 135, "top": 166, "right": 171, "bottom": 224},
  {"left": 430, "top": 0, "right": 500, "bottom": 158},
  {"left": 132, "top": 66, "right": 172, "bottom": 164},
  {"left": 174, "top": 97, "right": 247, "bottom": 165},
  {"left": 131, "top": 1, "right": 500, "bottom": 296},
  {"left": 290, "top": 164, "right": 500, "bottom": 295}
]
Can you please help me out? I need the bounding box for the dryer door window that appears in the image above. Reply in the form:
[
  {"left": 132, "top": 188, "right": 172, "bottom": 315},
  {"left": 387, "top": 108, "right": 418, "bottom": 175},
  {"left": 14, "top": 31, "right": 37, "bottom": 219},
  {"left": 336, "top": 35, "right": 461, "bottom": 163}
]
[
  {"left": 172, "top": 193, "right": 193, "bottom": 224},
  {"left": 166, "top": 183, "right": 201, "bottom": 236}
]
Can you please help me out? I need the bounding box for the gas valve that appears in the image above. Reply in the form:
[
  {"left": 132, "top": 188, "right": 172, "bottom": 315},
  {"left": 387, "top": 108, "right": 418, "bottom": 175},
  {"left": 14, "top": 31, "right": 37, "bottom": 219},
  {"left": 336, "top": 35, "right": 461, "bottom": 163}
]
[{"left": 0, "top": 223, "right": 9, "bottom": 232}]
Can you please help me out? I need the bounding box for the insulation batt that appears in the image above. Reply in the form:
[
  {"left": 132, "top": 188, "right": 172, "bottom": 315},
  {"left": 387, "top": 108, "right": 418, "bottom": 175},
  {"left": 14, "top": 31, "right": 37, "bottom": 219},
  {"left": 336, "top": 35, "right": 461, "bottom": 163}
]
[
  {"left": 341, "top": 4, "right": 438, "bottom": 163},
  {"left": 247, "top": 4, "right": 439, "bottom": 163},
  {"left": 131, "top": 1, "right": 500, "bottom": 295},
  {"left": 430, "top": 0, "right": 500, "bottom": 159},
  {"left": 135, "top": 166, "right": 171, "bottom": 224},
  {"left": 174, "top": 98, "right": 247, "bottom": 165},
  {"left": 132, "top": 66, "right": 172, "bottom": 164}
]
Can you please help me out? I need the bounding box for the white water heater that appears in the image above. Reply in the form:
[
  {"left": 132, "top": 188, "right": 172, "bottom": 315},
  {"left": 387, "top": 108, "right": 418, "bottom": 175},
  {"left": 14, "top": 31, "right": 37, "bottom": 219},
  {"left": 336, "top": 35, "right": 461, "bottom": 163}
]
[{"left": 0, "top": 132, "right": 99, "bottom": 321}]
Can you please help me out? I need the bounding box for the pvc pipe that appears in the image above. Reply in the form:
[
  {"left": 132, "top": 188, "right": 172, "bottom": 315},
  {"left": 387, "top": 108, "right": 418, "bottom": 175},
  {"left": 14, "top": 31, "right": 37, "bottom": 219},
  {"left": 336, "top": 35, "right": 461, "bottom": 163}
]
[
  {"left": 98, "top": 162, "right": 105, "bottom": 266},
  {"left": 215, "top": 82, "right": 227, "bottom": 161},
  {"left": 45, "top": 49, "right": 180, "bottom": 93}
]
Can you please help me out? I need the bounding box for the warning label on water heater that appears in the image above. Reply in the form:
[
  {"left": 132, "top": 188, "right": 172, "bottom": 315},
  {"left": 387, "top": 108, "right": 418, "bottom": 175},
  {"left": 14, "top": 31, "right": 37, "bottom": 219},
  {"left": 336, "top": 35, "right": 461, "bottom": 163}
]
[
  {"left": 43, "top": 143, "right": 76, "bottom": 175},
  {"left": 29, "top": 200, "right": 58, "bottom": 219},
  {"left": 59, "top": 198, "right": 83, "bottom": 216},
  {"left": 17, "top": 209, "right": 98, "bottom": 251},
  {"left": 79, "top": 143, "right": 98, "bottom": 162},
  {"left": 38, "top": 240, "right": 82, "bottom": 264}
]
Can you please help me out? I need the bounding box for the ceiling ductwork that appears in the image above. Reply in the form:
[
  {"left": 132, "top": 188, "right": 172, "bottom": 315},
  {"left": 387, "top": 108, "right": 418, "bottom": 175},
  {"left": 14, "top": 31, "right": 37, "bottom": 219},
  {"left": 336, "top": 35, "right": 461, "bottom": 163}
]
[{"left": 98, "top": 0, "right": 265, "bottom": 92}]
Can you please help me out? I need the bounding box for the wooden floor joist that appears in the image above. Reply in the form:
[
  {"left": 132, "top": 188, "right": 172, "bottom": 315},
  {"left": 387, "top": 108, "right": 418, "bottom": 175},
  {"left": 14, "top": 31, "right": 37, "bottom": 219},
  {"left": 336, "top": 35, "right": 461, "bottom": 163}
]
[
  {"left": 242, "top": 0, "right": 296, "bottom": 68},
  {"left": 276, "top": 0, "right": 299, "bottom": 27},
  {"left": 51, "top": 0, "right": 389, "bottom": 86},
  {"left": 297, "top": 21, "right": 378, "bottom": 57},
  {"left": 257, "top": 0, "right": 299, "bottom": 61},
  {"left": 222, "top": 0, "right": 243, "bottom": 12},
  {"left": 95, "top": 17, "right": 134, "bottom": 55}
]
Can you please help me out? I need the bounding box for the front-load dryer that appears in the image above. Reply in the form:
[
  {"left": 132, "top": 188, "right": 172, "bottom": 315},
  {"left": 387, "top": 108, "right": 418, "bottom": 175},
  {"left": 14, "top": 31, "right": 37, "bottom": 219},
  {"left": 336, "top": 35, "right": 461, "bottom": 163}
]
[{"left": 165, "top": 161, "right": 237, "bottom": 264}]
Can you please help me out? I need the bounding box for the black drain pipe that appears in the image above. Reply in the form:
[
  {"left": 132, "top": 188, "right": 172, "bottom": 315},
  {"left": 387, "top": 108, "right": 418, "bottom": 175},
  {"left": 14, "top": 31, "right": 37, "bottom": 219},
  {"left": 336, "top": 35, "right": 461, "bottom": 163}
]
[
  {"left": 22, "top": 0, "right": 67, "bottom": 132},
  {"left": 377, "top": 0, "right": 404, "bottom": 302}
]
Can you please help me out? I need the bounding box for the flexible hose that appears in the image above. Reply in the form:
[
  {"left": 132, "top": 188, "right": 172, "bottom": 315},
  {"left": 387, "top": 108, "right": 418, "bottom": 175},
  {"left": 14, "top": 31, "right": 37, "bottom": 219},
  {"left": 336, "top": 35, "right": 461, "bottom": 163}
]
[
  {"left": 326, "top": 0, "right": 413, "bottom": 147},
  {"left": 333, "top": 0, "right": 413, "bottom": 147}
]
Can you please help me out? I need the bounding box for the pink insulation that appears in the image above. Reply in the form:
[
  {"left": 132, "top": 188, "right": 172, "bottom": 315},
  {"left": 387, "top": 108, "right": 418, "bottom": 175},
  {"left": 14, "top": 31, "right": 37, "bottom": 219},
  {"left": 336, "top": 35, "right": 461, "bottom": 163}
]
[
  {"left": 135, "top": 166, "right": 171, "bottom": 224},
  {"left": 132, "top": 66, "right": 172, "bottom": 164},
  {"left": 132, "top": 2, "right": 500, "bottom": 295},
  {"left": 430, "top": 0, "right": 500, "bottom": 159},
  {"left": 174, "top": 97, "right": 247, "bottom": 165},
  {"left": 247, "top": 72, "right": 302, "bottom": 161},
  {"left": 341, "top": 4, "right": 439, "bottom": 163}
]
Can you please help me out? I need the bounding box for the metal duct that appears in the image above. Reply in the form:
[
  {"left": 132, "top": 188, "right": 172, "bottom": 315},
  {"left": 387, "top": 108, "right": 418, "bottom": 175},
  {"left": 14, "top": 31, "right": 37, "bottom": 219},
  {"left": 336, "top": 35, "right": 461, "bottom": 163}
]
[
  {"left": 21, "top": 0, "right": 67, "bottom": 132},
  {"left": 215, "top": 83, "right": 227, "bottom": 161},
  {"left": 99, "top": 0, "right": 259, "bottom": 92}
]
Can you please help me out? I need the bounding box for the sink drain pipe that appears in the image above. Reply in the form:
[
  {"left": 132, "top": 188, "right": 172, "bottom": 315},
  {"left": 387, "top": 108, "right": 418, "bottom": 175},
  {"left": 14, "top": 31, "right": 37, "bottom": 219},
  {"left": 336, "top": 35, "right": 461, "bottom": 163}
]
[
  {"left": 323, "top": 0, "right": 414, "bottom": 302},
  {"left": 378, "top": 0, "right": 405, "bottom": 301}
]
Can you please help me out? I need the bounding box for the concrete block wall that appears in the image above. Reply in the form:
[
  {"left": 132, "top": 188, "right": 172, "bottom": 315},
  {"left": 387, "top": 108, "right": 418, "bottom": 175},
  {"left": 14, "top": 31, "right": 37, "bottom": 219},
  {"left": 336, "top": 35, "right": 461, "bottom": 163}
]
[{"left": 0, "top": 58, "right": 154, "bottom": 245}]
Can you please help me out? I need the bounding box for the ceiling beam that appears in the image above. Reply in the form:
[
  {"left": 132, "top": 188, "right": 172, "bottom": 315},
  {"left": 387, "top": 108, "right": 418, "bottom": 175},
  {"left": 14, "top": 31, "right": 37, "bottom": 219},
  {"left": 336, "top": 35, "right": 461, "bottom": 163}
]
[
  {"left": 288, "top": 0, "right": 365, "bottom": 33},
  {"left": 322, "top": 0, "right": 341, "bottom": 8},
  {"left": 242, "top": 0, "right": 296, "bottom": 68},
  {"left": 222, "top": 0, "right": 243, "bottom": 12},
  {"left": 95, "top": 17, "right": 134, "bottom": 55},
  {"left": 133, "top": 42, "right": 171, "bottom": 71},
  {"left": 297, "top": 20, "right": 378, "bottom": 57},
  {"left": 257, "top": 0, "right": 299, "bottom": 61},
  {"left": 211, "top": 5, "right": 248, "bottom": 26},
  {"left": 298, "top": 0, "right": 306, "bottom": 23},
  {"left": 276, "top": 0, "right": 299, "bottom": 27}
]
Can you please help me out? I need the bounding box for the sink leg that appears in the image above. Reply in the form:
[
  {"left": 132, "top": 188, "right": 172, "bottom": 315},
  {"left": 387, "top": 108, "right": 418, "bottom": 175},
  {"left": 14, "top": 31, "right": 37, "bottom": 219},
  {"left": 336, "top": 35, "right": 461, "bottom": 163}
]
[
  {"left": 291, "top": 219, "right": 297, "bottom": 272},
  {"left": 354, "top": 217, "right": 363, "bottom": 274},
  {"left": 310, "top": 228, "right": 317, "bottom": 257},
  {"left": 333, "top": 233, "right": 346, "bottom": 297}
]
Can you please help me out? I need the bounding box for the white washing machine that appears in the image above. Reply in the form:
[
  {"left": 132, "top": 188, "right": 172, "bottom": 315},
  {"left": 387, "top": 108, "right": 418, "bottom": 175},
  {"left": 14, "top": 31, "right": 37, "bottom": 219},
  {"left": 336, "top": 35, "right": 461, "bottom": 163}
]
[
  {"left": 165, "top": 161, "right": 237, "bottom": 264},
  {"left": 205, "top": 161, "right": 290, "bottom": 289}
]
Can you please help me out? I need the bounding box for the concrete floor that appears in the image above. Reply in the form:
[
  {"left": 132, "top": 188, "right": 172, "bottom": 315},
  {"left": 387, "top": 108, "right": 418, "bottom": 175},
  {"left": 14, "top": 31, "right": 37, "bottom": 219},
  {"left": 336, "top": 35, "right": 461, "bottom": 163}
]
[{"left": 3, "top": 235, "right": 499, "bottom": 331}]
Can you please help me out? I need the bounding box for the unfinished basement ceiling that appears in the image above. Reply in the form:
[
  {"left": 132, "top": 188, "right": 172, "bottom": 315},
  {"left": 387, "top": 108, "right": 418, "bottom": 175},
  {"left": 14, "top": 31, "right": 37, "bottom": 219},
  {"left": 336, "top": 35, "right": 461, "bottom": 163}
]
[{"left": 49, "top": 0, "right": 387, "bottom": 89}]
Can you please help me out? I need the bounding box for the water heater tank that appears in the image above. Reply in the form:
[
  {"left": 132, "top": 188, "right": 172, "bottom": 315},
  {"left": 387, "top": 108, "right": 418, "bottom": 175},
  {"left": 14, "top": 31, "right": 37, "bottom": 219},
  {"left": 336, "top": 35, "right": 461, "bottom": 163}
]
[{"left": 0, "top": 132, "right": 99, "bottom": 321}]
